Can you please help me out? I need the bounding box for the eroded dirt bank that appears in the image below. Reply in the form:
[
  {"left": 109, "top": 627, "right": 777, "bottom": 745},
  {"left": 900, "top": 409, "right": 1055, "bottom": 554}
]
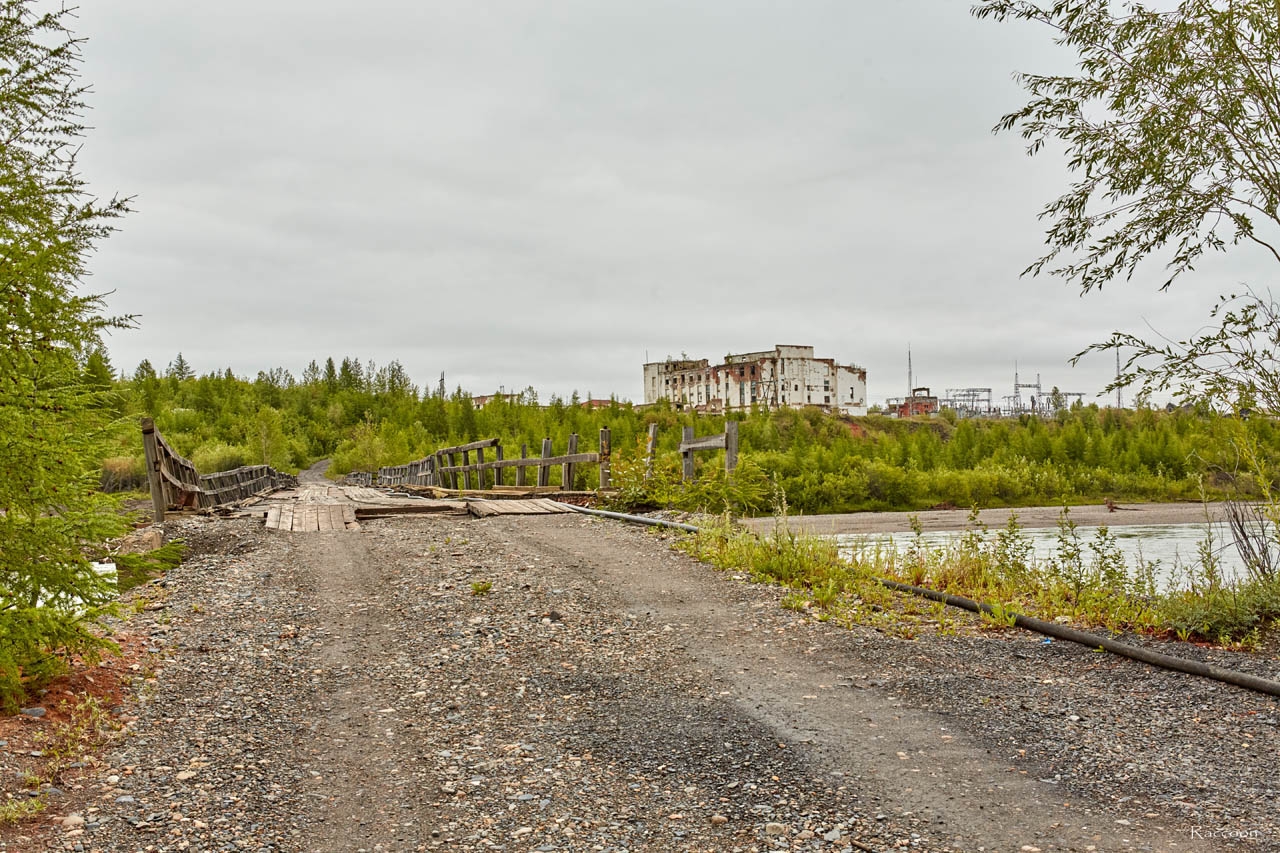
[{"left": 9, "top": 511, "right": 1276, "bottom": 852}]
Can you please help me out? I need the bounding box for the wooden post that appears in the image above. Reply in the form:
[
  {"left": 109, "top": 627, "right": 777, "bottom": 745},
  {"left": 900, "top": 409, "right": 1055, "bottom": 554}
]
[
  {"left": 461, "top": 450, "right": 472, "bottom": 491},
  {"left": 538, "top": 438, "right": 552, "bottom": 487},
  {"left": 598, "top": 427, "right": 611, "bottom": 490},
  {"left": 725, "top": 420, "right": 739, "bottom": 473},
  {"left": 681, "top": 425, "right": 695, "bottom": 481},
  {"left": 563, "top": 433, "right": 579, "bottom": 490},
  {"left": 447, "top": 452, "right": 457, "bottom": 490},
  {"left": 476, "top": 446, "right": 486, "bottom": 490},
  {"left": 644, "top": 423, "right": 658, "bottom": 481},
  {"left": 141, "top": 418, "right": 166, "bottom": 522},
  {"left": 493, "top": 444, "right": 504, "bottom": 488},
  {"left": 516, "top": 444, "right": 528, "bottom": 488}
]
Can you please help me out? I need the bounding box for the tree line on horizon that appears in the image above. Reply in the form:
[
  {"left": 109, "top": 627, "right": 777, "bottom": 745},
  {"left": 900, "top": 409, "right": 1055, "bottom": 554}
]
[{"left": 93, "top": 349, "right": 1280, "bottom": 516}]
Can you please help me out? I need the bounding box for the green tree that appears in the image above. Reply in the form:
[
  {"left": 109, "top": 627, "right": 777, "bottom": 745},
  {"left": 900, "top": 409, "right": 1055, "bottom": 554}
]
[
  {"left": 0, "top": 2, "right": 130, "bottom": 708},
  {"left": 168, "top": 351, "right": 193, "bottom": 381},
  {"left": 975, "top": 0, "right": 1280, "bottom": 292}
]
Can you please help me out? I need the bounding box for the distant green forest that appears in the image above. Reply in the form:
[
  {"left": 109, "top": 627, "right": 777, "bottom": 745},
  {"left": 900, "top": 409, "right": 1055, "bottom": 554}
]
[{"left": 96, "top": 351, "right": 1279, "bottom": 515}]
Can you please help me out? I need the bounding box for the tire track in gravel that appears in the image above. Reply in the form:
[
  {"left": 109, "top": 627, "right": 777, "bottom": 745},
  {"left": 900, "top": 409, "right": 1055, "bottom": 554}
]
[
  {"left": 485, "top": 514, "right": 1218, "bottom": 853},
  {"left": 299, "top": 529, "right": 438, "bottom": 852}
]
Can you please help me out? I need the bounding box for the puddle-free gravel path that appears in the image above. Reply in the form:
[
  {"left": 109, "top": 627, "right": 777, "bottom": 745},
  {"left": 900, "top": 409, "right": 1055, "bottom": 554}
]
[{"left": 21, "top": 508, "right": 1276, "bottom": 852}]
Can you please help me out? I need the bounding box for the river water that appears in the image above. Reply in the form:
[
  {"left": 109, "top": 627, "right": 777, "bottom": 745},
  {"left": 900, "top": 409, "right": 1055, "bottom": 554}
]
[{"left": 836, "top": 522, "right": 1273, "bottom": 589}]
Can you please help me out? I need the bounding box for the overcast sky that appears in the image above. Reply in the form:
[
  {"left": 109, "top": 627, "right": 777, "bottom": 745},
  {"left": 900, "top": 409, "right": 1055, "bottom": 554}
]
[{"left": 71, "top": 1, "right": 1270, "bottom": 406}]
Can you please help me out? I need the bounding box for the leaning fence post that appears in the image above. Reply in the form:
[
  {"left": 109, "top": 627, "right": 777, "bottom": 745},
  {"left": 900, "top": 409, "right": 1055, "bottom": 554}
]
[
  {"left": 598, "top": 427, "right": 611, "bottom": 490},
  {"left": 141, "top": 417, "right": 166, "bottom": 522},
  {"left": 725, "top": 420, "right": 739, "bottom": 474},
  {"left": 681, "top": 425, "right": 695, "bottom": 482}
]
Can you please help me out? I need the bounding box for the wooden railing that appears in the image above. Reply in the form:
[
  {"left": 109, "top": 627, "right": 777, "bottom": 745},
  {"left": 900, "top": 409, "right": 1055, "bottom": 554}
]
[
  {"left": 677, "top": 420, "right": 739, "bottom": 481},
  {"left": 141, "top": 417, "right": 298, "bottom": 521},
  {"left": 376, "top": 430, "right": 611, "bottom": 492}
]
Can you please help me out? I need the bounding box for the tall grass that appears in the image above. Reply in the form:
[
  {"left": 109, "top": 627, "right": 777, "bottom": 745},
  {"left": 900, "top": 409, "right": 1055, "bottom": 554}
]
[{"left": 679, "top": 509, "right": 1280, "bottom": 646}]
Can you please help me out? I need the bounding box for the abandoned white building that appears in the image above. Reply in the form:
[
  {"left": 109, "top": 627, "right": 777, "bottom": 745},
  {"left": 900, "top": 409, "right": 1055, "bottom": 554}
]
[{"left": 643, "top": 345, "right": 868, "bottom": 416}]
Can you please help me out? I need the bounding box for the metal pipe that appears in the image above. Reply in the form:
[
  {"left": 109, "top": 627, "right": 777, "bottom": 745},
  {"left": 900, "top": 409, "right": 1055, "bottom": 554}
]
[
  {"left": 877, "top": 579, "right": 1280, "bottom": 698},
  {"left": 554, "top": 502, "right": 701, "bottom": 533}
]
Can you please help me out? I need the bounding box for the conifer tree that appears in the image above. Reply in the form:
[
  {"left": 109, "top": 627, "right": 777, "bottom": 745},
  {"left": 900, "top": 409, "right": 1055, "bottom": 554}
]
[{"left": 0, "top": 1, "right": 130, "bottom": 707}]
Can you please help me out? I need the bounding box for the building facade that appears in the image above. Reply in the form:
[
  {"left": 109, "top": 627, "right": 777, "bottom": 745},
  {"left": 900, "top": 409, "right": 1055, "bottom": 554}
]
[{"left": 643, "top": 345, "right": 867, "bottom": 416}]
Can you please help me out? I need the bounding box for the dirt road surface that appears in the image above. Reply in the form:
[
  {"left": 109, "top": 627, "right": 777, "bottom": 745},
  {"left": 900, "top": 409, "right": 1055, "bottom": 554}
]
[{"left": 10, "top": 506, "right": 1277, "bottom": 852}]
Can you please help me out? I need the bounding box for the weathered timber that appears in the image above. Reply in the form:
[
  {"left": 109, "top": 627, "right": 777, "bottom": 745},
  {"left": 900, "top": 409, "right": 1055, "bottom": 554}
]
[
  {"left": 563, "top": 433, "right": 579, "bottom": 490},
  {"left": 679, "top": 434, "right": 728, "bottom": 452},
  {"left": 467, "top": 498, "right": 575, "bottom": 518},
  {"left": 141, "top": 418, "right": 167, "bottom": 521},
  {"left": 725, "top": 420, "right": 739, "bottom": 472},
  {"left": 677, "top": 422, "right": 740, "bottom": 481},
  {"left": 538, "top": 438, "right": 553, "bottom": 488},
  {"left": 645, "top": 422, "right": 658, "bottom": 481},
  {"left": 681, "top": 426, "right": 696, "bottom": 481},
  {"left": 142, "top": 419, "right": 296, "bottom": 513},
  {"left": 599, "top": 427, "right": 611, "bottom": 490}
]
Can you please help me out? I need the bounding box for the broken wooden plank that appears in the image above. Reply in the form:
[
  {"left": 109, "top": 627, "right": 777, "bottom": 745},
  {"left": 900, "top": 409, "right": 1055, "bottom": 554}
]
[
  {"left": 466, "top": 498, "right": 573, "bottom": 517},
  {"left": 678, "top": 434, "right": 727, "bottom": 452}
]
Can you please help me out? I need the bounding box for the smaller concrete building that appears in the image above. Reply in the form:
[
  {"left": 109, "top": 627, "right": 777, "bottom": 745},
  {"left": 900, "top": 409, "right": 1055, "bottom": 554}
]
[{"left": 643, "top": 345, "right": 867, "bottom": 416}]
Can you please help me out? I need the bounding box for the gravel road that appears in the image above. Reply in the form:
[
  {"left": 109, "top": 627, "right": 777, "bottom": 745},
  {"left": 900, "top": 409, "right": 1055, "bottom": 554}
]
[{"left": 12, "top": 509, "right": 1278, "bottom": 852}]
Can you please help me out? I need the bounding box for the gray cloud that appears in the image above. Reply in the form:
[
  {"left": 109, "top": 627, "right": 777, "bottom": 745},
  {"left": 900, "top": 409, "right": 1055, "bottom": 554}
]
[{"left": 69, "top": 1, "right": 1273, "bottom": 405}]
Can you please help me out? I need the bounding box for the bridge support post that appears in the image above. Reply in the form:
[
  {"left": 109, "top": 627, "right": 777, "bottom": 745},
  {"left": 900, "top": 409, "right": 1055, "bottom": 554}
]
[{"left": 141, "top": 417, "right": 166, "bottom": 522}]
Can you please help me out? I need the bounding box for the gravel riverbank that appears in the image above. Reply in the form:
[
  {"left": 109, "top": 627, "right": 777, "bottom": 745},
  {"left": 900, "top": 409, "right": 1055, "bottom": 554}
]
[
  {"left": 746, "top": 503, "right": 1229, "bottom": 535},
  {"left": 6, "top": 510, "right": 1276, "bottom": 852}
]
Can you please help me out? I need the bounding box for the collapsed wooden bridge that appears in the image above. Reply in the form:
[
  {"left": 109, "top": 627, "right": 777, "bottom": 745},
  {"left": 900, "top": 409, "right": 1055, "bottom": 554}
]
[
  {"left": 139, "top": 418, "right": 738, "bottom": 533},
  {"left": 140, "top": 419, "right": 577, "bottom": 533}
]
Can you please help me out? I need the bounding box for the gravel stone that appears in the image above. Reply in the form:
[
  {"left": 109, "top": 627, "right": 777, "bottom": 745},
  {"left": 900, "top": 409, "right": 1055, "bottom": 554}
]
[{"left": 7, "top": 500, "right": 1274, "bottom": 852}]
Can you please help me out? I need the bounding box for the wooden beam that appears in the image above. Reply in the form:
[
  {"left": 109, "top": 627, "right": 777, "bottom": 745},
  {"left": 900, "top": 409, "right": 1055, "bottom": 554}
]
[
  {"left": 435, "top": 437, "right": 501, "bottom": 455},
  {"left": 538, "top": 438, "right": 552, "bottom": 487},
  {"left": 682, "top": 425, "right": 695, "bottom": 481},
  {"left": 678, "top": 434, "right": 727, "bottom": 452},
  {"left": 645, "top": 422, "right": 658, "bottom": 481},
  {"left": 563, "top": 433, "right": 578, "bottom": 491},
  {"left": 141, "top": 417, "right": 166, "bottom": 522},
  {"left": 725, "top": 420, "right": 739, "bottom": 472},
  {"left": 599, "top": 427, "right": 611, "bottom": 490}
]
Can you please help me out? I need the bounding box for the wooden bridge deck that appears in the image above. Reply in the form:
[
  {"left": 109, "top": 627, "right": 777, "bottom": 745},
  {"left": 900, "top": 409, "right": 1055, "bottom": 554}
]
[{"left": 246, "top": 484, "right": 572, "bottom": 532}]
